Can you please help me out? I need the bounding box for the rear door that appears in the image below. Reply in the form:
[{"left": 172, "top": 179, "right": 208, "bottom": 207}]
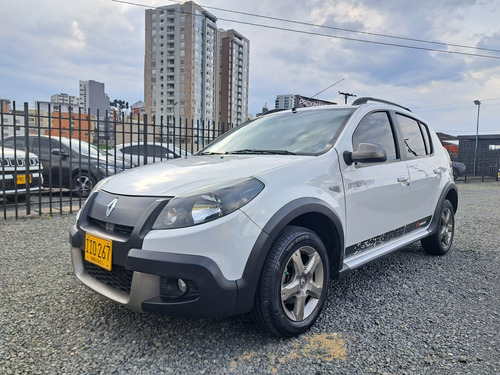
[
  {"left": 343, "top": 111, "right": 410, "bottom": 256},
  {"left": 395, "top": 114, "right": 441, "bottom": 226}
]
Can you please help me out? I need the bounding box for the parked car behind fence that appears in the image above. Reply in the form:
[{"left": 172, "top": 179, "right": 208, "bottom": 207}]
[
  {"left": 111, "top": 142, "right": 190, "bottom": 166},
  {"left": 0, "top": 136, "right": 133, "bottom": 198},
  {"left": 451, "top": 161, "right": 466, "bottom": 180},
  {"left": 1, "top": 147, "right": 43, "bottom": 199}
]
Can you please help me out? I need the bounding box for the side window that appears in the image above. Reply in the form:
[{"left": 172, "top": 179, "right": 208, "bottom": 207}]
[
  {"left": 352, "top": 112, "right": 397, "bottom": 161},
  {"left": 123, "top": 145, "right": 141, "bottom": 155},
  {"left": 120, "top": 146, "right": 132, "bottom": 155},
  {"left": 3, "top": 137, "right": 26, "bottom": 149},
  {"left": 149, "top": 145, "right": 165, "bottom": 157},
  {"left": 419, "top": 122, "right": 433, "bottom": 155},
  {"left": 33, "top": 138, "right": 53, "bottom": 156},
  {"left": 396, "top": 114, "right": 430, "bottom": 159}
]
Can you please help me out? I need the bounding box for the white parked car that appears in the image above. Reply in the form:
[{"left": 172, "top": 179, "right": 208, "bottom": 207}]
[
  {"left": 70, "top": 97, "right": 458, "bottom": 337},
  {"left": 111, "top": 142, "right": 190, "bottom": 166},
  {"left": 1, "top": 147, "right": 43, "bottom": 199}
]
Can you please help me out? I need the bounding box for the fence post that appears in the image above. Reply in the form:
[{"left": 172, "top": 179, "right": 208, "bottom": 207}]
[
  {"left": 23, "top": 102, "right": 31, "bottom": 216},
  {"left": 143, "top": 114, "right": 148, "bottom": 165}
]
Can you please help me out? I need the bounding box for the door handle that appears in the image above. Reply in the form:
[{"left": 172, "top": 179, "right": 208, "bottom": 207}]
[
  {"left": 433, "top": 168, "right": 442, "bottom": 175},
  {"left": 397, "top": 176, "right": 409, "bottom": 186}
]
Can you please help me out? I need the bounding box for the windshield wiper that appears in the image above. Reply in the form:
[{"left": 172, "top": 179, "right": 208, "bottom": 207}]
[
  {"left": 228, "top": 149, "right": 296, "bottom": 155},
  {"left": 197, "top": 151, "right": 227, "bottom": 155}
]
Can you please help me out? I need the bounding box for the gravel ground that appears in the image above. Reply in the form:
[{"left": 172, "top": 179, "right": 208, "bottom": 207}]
[{"left": 1, "top": 182, "right": 499, "bottom": 374}]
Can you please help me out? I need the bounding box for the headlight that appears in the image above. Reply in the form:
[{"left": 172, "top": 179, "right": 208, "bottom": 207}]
[{"left": 152, "top": 178, "right": 264, "bottom": 229}]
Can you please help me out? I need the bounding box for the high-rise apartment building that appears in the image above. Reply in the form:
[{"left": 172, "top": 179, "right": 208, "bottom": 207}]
[
  {"left": 79, "top": 80, "right": 112, "bottom": 144},
  {"left": 50, "top": 93, "right": 80, "bottom": 107},
  {"left": 218, "top": 29, "right": 249, "bottom": 131},
  {"left": 79, "top": 80, "right": 110, "bottom": 119},
  {"left": 275, "top": 94, "right": 298, "bottom": 110},
  {"left": 145, "top": 1, "right": 249, "bottom": 145}
]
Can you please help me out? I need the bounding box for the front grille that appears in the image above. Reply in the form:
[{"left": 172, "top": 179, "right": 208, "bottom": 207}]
[
  {"left": 83, "top": 254, "right": 134, "bottom": 294},
  {"left": 88, "top": 216, "right": 134, "bottom": 237}
]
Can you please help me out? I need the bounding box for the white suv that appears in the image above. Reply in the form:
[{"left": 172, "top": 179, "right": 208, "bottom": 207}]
[{"left": 69, "top": 97, "right": 458, "bottom": 337}]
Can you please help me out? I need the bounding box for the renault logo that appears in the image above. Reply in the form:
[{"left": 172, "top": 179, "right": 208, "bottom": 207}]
[{"left": 105, "top": 198, "right": 118, "bottom": 218}]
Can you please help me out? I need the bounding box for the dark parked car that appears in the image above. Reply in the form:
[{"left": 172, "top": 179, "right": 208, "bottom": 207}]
[
  {"left": 1, "top": 136, "right": 133, "bottom": 197},
  {"left": 451, "top": 161, "right": 466, "bottom": 180}
]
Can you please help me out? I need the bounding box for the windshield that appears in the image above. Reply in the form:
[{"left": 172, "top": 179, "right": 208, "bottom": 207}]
[{"left": 201, "top": 108, "right": 354, "bottom": 155}]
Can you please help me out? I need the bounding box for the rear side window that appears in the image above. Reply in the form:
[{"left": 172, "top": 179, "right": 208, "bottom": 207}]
[
  {"left": 33, "top": 138, "right": 58, "bottom": 156},
  {"left": 3, "top": 137, "right": 26, "bottom": 149},
  {"left": 148, "top": 145, "right": 168, "bottom": 158},
  {"left": 396, "top": 114, "right": 432, "bottom": 159},
  {"left": 352, "top": 111, "right": 398, "bottom": 161},
  {"left": 122, "top": 145, "right": 141, "bottom": 155}
]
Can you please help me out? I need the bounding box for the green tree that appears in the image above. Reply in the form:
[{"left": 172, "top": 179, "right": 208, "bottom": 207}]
[{"left": 110, "top": 99, "right": 129, "bottom": 115}]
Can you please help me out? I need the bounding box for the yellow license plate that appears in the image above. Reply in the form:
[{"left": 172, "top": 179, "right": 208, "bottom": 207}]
[
  {"left": 16, "top": 174, "right": 32, "bottom": 185},
  {"left": 85, "top": 233, "right": 113, "bottom": 271}
]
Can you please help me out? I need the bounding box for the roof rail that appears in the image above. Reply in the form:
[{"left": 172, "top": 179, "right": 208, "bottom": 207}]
[{"left": 352, "top": 97, "right": 412, "bottom": 112}]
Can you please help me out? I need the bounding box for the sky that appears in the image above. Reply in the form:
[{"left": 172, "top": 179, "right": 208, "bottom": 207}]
[{"left": 1, "top": 0, "right": 499, "bottom": 136}]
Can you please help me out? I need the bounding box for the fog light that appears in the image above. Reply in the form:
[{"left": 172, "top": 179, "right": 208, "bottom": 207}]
[{"left": 177, "top": 279, "right": 187, "bottom": 294}]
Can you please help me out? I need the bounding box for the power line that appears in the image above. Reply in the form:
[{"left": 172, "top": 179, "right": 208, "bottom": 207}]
[
  {"left": 200, "top": 4, "right": 500, "bottom": 55},
  {"left": 216, "top": 17, "right": 500, "bottom": 60},
  {"left": 111, "top": 0, "right": 500, "bottom": 59}
]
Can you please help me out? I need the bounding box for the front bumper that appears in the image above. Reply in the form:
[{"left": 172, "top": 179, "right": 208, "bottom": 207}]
[
  {"left": 69, "top": 189, "right": 264, "bottom": 317},
  {"left": 70, "top": 231, "right": 238, "bottom": 317}
]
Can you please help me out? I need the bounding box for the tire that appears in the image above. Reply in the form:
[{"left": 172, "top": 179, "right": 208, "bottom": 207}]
[
  {"left": 72, "top": 173, "right": 96, "bottom": 198},
  {"left": 421, "top": 199, "right": 455, "bottom": 255},
  {"left": 253, "top": 226, "right": 330, "bottom": 337}
]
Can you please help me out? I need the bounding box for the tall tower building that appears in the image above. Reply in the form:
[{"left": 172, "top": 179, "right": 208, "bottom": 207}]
[
  {"left": 79, "top": 80, "right": 112, "bottom": 144},
  {"left": 218, "top": 29, "right": 250, "bottom": 131},
  {"left": 145, "top": 1, "right": 249, "bottom": 146},
  {"left": 79, "top": 80, "right": 110, "bottom": 119}
]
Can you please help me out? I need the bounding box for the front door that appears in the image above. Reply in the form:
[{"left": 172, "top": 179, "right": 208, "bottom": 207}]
[{"left": 342, "top": 111, "right": 410, "bottom": 256}]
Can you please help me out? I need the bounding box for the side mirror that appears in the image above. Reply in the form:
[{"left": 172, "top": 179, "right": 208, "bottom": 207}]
[
  {"left": 52, "top": 148, "right": 69, "bottom": 158},
  {"left": 343, "top": 143, "right": 387, "bottom": 165}
]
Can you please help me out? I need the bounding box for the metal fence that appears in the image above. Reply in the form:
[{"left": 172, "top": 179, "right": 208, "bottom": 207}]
[
  {"left": 455, "top": 135, "right": 500, "bottom": 181},
  {"left": 1, "top": 100, "right": 232, "bottom": 219}
]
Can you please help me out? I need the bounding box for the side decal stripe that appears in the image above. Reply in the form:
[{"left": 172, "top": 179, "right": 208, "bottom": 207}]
[{"left": 346, "top": 216, "right": 432, "bottom": 255}]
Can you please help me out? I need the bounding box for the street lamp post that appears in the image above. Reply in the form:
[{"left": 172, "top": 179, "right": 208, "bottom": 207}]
[{"left": 473, "top": 100, "right": 481, "bottom": 176}]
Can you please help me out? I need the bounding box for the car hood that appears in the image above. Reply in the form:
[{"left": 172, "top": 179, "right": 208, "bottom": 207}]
[{"left": 99, "top": 154, "right": 310, "bottom": 197}]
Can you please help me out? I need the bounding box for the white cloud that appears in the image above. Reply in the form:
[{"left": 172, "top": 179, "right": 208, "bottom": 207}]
[{"left": 1, "top": 0, "right": 499, "bottom": 135}]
